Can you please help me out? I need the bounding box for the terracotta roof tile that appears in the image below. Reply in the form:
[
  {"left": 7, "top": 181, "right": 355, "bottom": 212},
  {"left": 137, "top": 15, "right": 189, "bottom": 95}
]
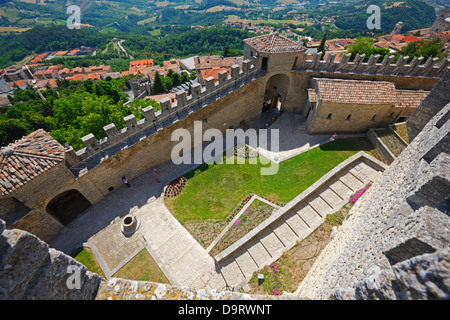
[
  {"left": 0, "top": 129, "right": 65, "bottom": 196},
  {"left": 243, "top": 32, "right": 306, "bottom": 54},
  {"left": 313, "top": 78, "right": 397, "bottom": 105},
  {"left": 395, "top": 89, "right": 429, "bottom": 108},
  {"left": 311, "top": 78, "right": 430, "bottom": 107}
]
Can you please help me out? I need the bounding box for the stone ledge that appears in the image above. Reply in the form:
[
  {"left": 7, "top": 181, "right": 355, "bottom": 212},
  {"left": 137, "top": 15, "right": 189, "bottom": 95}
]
[{"left": 94, "top": 277, "right": 297, "bottom": 300}]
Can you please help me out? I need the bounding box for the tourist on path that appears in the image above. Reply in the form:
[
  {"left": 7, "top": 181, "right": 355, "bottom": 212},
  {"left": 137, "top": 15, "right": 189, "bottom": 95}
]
[
  {"left": 122, "top": 176, "right": 130, "bottom": 187},
  {"left": 152, "top": 168, "right": 160, "bottom": 183}
]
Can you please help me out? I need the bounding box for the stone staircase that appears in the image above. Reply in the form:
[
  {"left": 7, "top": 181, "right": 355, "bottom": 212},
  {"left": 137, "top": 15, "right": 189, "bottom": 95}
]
[
  {"left": 193, "top": 153, "right": 387, "bottom": 291},
  {"left": 289, "top": 113, "right": 307, "bottom": 134}
]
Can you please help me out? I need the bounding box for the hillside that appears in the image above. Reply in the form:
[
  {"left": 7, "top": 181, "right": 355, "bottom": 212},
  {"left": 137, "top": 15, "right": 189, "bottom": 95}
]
[{"left": 0, "top": 0, "right": 439, "bottom": 33}]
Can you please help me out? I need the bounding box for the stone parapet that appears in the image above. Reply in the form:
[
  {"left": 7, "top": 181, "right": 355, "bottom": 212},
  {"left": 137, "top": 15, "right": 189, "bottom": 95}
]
[
  {"left": 67, "top": 59, "right": 263, "bottom": 173},
  {"left": 295, "top": 52, "right": 450, "bottom": 78}
]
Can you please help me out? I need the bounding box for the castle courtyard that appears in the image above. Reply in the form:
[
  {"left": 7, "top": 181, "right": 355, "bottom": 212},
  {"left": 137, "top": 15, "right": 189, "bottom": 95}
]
[{"left": 49, "top": 112, "right": 385, "bottom": 291}]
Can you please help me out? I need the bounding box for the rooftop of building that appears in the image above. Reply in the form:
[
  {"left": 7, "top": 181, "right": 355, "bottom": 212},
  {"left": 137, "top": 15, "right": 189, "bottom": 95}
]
[
  {"left": 311, "top": 78, "right": 429, "bottom": 107},
  {"left": 200, "top": 66, "right": 230, "bottom": 82},
  {"left": 243, "top": 32, "right": 306, "bottom": 54},
  {"left": 0, "top": 129, "right": 65, "bottom": 196},
  {"left": 194, "top": 55, "right": 243, "bottom": 70}
]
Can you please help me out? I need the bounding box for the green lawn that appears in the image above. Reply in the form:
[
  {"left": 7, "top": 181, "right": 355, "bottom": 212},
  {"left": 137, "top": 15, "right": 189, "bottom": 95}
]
[
  {"left": 113, "top": 249, "right": 170, "bottom": 283},
  {"left": 166, "top": 138, "right": 370, "bottom": 225},
  {"left": 71, "top": 247, "right": 105, "bottom": 278}
]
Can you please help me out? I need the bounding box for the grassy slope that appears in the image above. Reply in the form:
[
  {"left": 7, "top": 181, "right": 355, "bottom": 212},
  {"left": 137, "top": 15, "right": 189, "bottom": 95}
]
[{"left": 166, "top": 138, "right": 365, "bottom": 225}]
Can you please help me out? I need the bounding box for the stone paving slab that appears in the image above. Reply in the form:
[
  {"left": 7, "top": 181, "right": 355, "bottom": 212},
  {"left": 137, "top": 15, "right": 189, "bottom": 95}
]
[
  {"left": 316, "top": 186, "right": 345, "bottom": 210},
  {"left": 219, "top": 257, "right": 246, "bottom": 289},
  {"left": 335, "top": 171, "right": 363, "bottom": 192},
  {"left": 245, "top": 237, "right": 272, "bottom": 268},
  {"left": 282, "top": 210, "right": 310, "bottom": 238},
  {"left": 87, "top": 219, "right": 146, "bottom": 274},
  {"left": 296, "top": 203, "right": 322, "bottom": 229},
  {"left": 271, "top": 217, "right": 298, "bottom": 248},
  {"left": 234, "top": 250, "right": 259, "bottom": 279},
  {"left": 326, "top": 177, "right": 353, "bottom": 199},
  {"left": 257, "top": 226, "right": 285, "bottom": 258}
]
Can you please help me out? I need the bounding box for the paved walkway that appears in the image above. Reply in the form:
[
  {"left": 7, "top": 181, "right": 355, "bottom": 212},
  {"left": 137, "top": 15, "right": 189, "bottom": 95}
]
[{"left": 50, "top": 112, "right": 386, "bottom": 291}]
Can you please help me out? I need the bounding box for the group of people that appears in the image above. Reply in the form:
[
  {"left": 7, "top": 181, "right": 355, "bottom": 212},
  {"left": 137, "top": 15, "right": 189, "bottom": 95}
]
[{"left": 121, "top": 168, "right": 160, "bottom": 188}]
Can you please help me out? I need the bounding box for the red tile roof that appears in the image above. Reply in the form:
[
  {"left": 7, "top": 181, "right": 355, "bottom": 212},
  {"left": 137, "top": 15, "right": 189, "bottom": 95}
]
[
  {"left": 130, "top": 59, "right": 154, "bottom": 68},
  {"left": 243, "top": 32, "right": 306, "bottom": 54},
  {"left": 395, "top": 90, "right": 429, "bottom": 108},
  {"left": 403, "top": 35, "right": 422, "bottom": 43},
  {"left": 200, "top": 67, "right": 230, "bottom": 82},
  {"left": 313, "top": 78, "right": 398, "bottom": 105},
  {"left": 311, "top": 78, "right": 430, "bottom": 108},
  {"left": 0, "top": 129, "right": 65, "bottom": 196},
  {"left": 194, "top": 55, "right": 243, "bottom": 70}
]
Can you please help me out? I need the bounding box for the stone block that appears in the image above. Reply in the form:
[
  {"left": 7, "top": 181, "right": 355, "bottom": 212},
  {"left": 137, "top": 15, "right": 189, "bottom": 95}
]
[
  {"left": 103, "top": 123, "right": 119, "bottom": 143},
  {"left": 205, "top": 76, "right": 216, "bottom": 92},
  {"left": 176, "top": 90, "right": 188, "bottom": 108},
  {"left": 142, "top": 106, "right": 156, "bottom": 122},
  {"left": 124, "top": 114, "right": 138, "bottom": 132},
  {"left": 81, "top": 133, "right": 99, "bottom": 153},
  {"left": 230, "top": 65, "right": 240, "bottom": 79}
]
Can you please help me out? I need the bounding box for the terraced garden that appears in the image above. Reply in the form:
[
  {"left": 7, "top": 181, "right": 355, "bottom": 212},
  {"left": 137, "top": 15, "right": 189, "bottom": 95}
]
[{"left": 165, "top": 137, "right": 383, "bottom": 253}]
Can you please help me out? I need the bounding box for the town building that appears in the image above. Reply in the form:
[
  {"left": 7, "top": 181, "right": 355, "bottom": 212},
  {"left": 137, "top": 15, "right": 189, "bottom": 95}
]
[
  {"left": 304, "top": 78, "right": 429, "bottom": 134},
  {"left": 3, "top": 65, "right": 34, "bottom": 82}
]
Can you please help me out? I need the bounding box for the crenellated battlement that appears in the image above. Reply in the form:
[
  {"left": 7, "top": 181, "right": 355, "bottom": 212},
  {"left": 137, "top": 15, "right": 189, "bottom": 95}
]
[
  {"left": 65, "top": 59, "right": 262, "bottom": 173},
  {"left": 64, "top": 49, "right": 449, "bottom": 175},
  {"left": 295, "top": 52, "right": 450, "bottom": 78}
]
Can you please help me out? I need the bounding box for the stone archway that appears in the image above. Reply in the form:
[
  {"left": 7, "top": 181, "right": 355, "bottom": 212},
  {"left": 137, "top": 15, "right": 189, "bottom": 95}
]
[
  {"left": 262, "top": 73, "right": 291, "bottom": 117},
  {"left": 46, "top": 189, "right": 92, "bottom": 226}
]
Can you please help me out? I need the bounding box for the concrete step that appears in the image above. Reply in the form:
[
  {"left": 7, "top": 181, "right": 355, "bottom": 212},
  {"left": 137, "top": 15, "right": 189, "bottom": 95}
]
[{"left": 289, "top": 113, "right": 307, "bottom": 134}]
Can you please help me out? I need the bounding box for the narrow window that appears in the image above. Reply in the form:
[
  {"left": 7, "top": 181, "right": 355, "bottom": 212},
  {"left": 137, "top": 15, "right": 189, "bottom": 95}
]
[
  {"left": 346, "top": 114, "right": 352, "bottom": 120},
  {"left": 327, "top": 113, "right": 332, "bottom": 119}
]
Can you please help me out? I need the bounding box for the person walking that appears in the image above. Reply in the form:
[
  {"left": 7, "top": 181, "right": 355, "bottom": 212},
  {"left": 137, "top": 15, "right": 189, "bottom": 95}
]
[
  {"left": 330, "top": 132, "right": 337, "bottom": 141},
  {"left": 152, "top": 168, "right": 160, "bottom": 183},
  {"left": 122, "top": 176, "right": 130, "bottom": 187}
]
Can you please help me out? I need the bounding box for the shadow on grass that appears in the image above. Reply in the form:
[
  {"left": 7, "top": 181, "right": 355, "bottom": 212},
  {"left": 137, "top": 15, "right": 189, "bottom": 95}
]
[{"left": 319, "top": 137, "right": 375, "bottom": 153}]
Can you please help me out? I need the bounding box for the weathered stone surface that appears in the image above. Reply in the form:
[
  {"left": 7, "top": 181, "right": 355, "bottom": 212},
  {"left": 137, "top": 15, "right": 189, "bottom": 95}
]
[
  {"left": 355, "top": 248, "right": 450, "bottom": 300},
  {"left": 295, "top": 101, "right": 450, "bottom": 300},
  {"left": 95, "top": 277, "right": 296, "bottom": 300},
  {"left": 392, "top": 248, "right": 450, "bottom": 300},
  {"left": 0, "top": 222, "right": 104, "bottom": 300}
]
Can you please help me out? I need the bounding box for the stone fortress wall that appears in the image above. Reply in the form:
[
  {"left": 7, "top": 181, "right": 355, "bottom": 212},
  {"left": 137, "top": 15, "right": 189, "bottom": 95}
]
[
  {"left": 5, "top": 44, "right": 449, "bottom": 248},
  {"left": 1, "top": 75, "right": 449, "bottom": 300},
  {"left": 295, "top": 72, "right": 450, "bottom": 299},
  {"left": 1, "top": 33, "right": 450, "bottom": 298}
]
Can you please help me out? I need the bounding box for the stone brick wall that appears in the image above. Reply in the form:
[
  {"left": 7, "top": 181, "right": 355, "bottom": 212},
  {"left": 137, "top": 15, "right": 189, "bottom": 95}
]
[
  {"left": 407, "top": 70, "right": 450, "bottom": 141},
  {"left": 2, "top": 162, "right": 105, "bottom": 242},
  {"left": 307, "top": 102, "right": 398, "bottom": 134},
  {"left": 295, "top": 101, "right": 450, "bottom": 300}
]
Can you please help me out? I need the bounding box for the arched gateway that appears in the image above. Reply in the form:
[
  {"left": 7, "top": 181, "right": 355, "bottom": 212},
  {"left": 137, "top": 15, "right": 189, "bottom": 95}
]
[{"left": 46, "top": 189, "right": 92, "bottom": 225}]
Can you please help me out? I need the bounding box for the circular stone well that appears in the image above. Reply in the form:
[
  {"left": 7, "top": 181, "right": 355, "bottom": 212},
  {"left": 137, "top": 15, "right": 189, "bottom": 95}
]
[{"left": 121, "top": 215, "right": 140, "bottom": 236}]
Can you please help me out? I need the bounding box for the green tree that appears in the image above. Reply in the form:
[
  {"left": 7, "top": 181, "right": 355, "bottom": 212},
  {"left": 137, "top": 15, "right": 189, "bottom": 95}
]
[
  {"left": 0, "top": 119, "right": 30, "bottom": 146},
  {"left": 347, "top": 37, "right": 389, "bottom": 62},
  {"left": 318, "top": 33, "right": 327, "bottom": 59},
  {"left": 153, "top": 71, "right": 165, "bottom": 94},
  {"left": 223, "top": 45, "right": 232, "bottom": 57}
]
